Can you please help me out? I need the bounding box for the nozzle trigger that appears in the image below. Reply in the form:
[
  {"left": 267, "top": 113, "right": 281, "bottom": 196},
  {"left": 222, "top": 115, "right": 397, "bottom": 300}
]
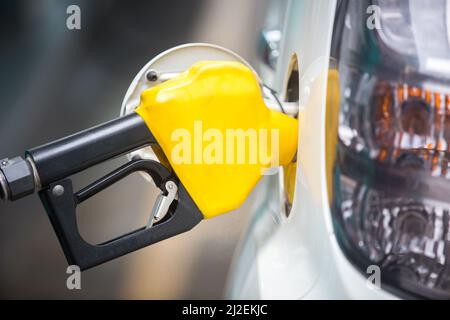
[{"left": 39, "top": 159, "right": 203, "bottom": 271}]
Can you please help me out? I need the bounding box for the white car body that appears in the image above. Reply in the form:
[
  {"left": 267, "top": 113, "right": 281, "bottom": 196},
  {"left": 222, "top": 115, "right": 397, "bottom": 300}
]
[{"left": 226, "top": 0, "right": 397, "bottom": 299}]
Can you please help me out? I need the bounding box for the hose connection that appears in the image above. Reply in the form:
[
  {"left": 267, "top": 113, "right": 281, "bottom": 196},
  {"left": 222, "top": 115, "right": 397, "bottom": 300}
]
[{"left": 0, "top": 157, "right": 36, "bottom": 201}]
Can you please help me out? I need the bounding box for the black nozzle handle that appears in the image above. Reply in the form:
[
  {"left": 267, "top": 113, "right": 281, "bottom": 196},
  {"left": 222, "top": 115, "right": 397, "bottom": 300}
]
[{"left": 26, "top": 113, "right": 155, "bottom": 187}]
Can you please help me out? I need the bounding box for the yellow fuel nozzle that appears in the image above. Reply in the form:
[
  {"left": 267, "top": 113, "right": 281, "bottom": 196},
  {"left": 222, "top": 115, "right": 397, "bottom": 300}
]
[
  {"left": 0, "top": 60, "right": 298, "bottom": 271},
  {"left": 136, "top": 61, "right": 298, "bottom": 218}
]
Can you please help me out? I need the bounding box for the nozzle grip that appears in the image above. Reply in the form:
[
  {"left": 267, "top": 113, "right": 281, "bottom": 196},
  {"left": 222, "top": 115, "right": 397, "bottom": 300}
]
[{"left": 27, "top": 113, "right": 155, "bottom": 187}]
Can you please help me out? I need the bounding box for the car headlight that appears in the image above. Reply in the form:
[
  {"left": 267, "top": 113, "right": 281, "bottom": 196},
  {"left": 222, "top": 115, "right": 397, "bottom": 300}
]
[{"left": 330, "top": 0, "right": 450, "bottom": 299}]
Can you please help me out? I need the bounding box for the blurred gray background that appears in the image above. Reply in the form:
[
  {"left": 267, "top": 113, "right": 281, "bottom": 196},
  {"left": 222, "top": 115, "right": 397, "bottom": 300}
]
[{"left": 0, "top": 0, "right": 270, "bottom": 299}]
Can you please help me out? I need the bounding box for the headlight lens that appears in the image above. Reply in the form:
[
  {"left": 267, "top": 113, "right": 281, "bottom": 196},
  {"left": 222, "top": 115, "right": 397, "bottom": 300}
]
[{"left": 330, "top": 0, "right": 450, "bottom": 299}]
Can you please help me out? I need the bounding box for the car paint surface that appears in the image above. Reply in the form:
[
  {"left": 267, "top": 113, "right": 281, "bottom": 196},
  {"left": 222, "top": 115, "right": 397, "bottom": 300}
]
[{"left": 227, "top": 0, "right": 397, "bottom": 299}]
